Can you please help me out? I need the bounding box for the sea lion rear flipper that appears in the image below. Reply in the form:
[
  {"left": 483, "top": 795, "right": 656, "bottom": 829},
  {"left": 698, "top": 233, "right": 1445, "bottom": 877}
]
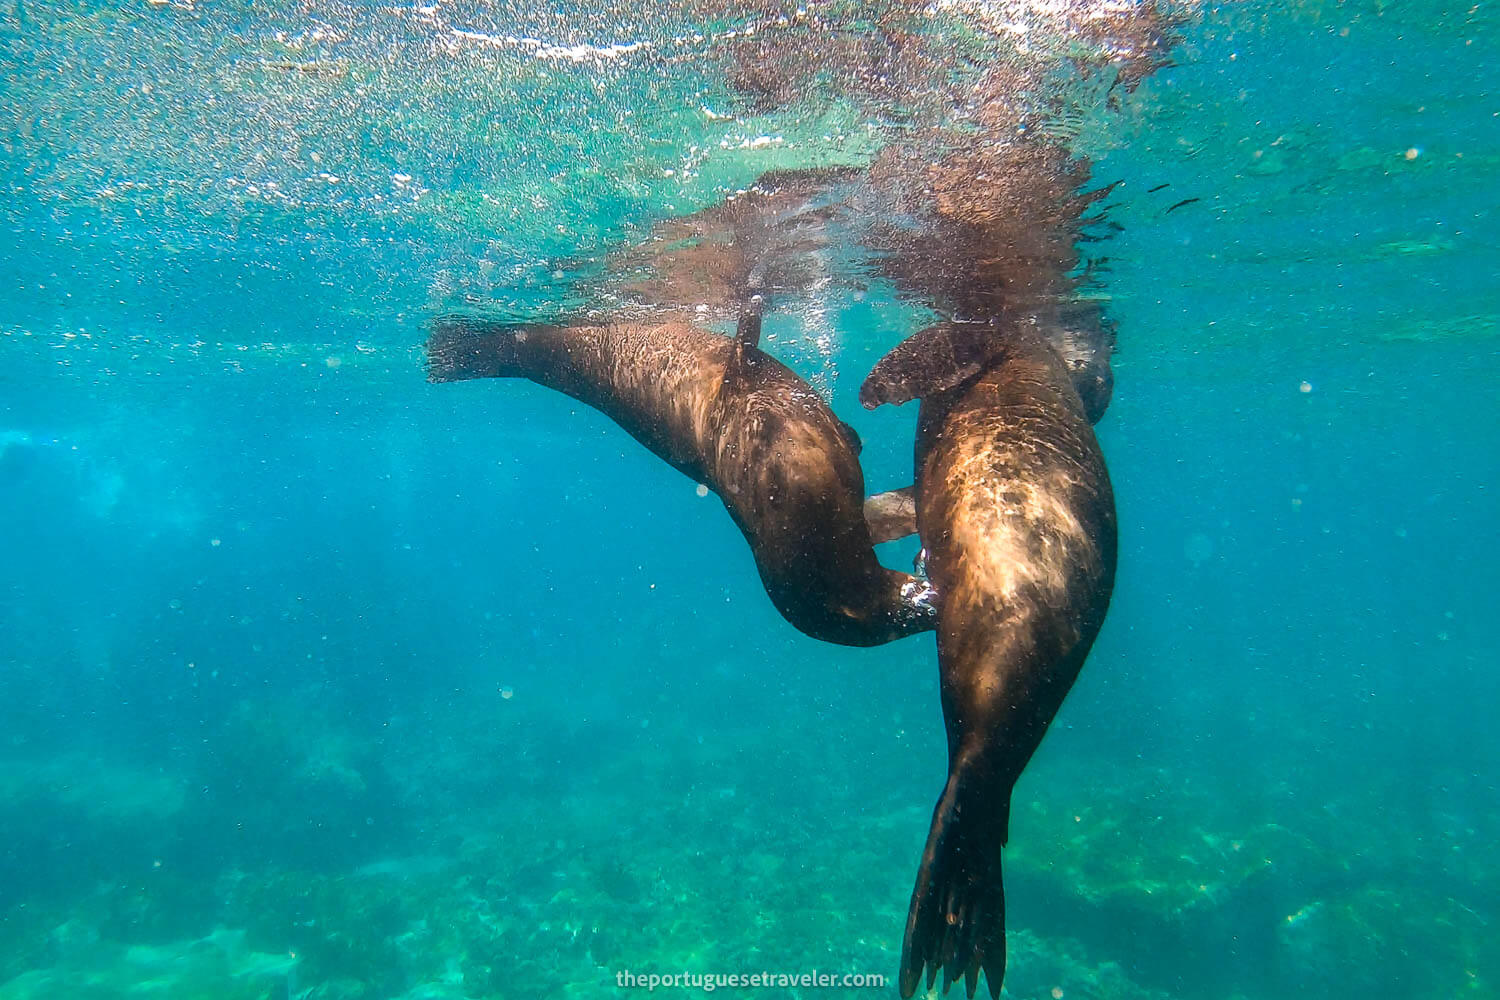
[
  {"left": 864, "top": 486, "right": 916, "bottom": 544},
  {"left": 735, "top": 302, "right": 763, "bottom": 349},
  {"left": 427, "top": 315, "right": 545, "bottom": 383},
  {"left": 901, "top": 761, "right": 1008, "bottom": 1000},
  {"left": 728, "top": 296, "right": 765, "bottom": 379},
  {"left": 859, "top": 323, "right": 1008, "bottom": 409}
]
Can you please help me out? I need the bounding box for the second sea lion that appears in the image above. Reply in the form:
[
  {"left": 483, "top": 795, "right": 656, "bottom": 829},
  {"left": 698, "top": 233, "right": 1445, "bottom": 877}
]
[{"left": 862, "top": 320, "right": 1118, "bottom": 997}]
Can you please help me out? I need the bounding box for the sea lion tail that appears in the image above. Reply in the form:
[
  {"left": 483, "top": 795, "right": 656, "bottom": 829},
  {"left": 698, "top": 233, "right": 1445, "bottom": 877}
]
[
  {"left": 426, "top": 315, "right": 534, "bottom": 383},
  {"left": 900, "top": 761, "right": 1008, "bottom": 999}
]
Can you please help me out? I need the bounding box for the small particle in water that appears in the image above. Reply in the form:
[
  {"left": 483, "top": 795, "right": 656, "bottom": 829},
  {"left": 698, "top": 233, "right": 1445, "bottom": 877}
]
[
  {"left": 1299, "top": 381, "right": 1313, "bottom": 393},
  {"left": 1184, "top": 532, "right": 1215, "bottom": 567},
  {"left": 1291, "top": 498, "right": 1303, "bottom": 509},
  {"left": 1052, "top": 988, "right": 1064, "bottom": 999},
  {"left": 210, "top": 537, "right": 222, "bottom": 547},
  {"left": 1405, "top": 147, "right": 1421, "bottom": 160},
  {"left": 695, "top": 484, "right": 709, "bottom": 497},
  {"left": 168, "top": 598, "right": 183, "bottom": 610},
  {"left": 500, "top": 687, "right": 514, "bottom": 700},
  {"left": 1285, "top": 901, "right": 1322, "bottom": 925},
  {"left": 325, "top": 356, "right": 342, "bottom": 368}
]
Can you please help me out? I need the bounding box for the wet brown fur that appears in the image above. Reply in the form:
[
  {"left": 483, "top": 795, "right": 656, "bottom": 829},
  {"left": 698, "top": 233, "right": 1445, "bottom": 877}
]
[
  {"left": 864, "top": 323, "right": 1116, "bottom": 997},
  {"left": 428, "top": 314, "right": 935, "bottom": 647}
]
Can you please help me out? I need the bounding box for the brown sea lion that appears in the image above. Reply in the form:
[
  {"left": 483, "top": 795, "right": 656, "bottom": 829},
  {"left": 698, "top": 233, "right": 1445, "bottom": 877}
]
[
  {"left": 861, "top": 320, "right": 1118, "bottom": 998},
  {"left": 427, "top": 308, "right": 937, "bottom": 647}
]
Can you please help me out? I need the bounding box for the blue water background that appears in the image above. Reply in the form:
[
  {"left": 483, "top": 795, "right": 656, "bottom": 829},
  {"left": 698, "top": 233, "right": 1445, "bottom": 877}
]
[{"left": 2, "top": 1, "right": 1497, "bottom": 997}]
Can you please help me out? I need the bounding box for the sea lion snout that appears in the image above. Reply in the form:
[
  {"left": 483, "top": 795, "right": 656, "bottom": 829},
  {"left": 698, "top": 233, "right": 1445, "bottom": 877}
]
[
  {"left": 1055, "top": 305, "right": 1116, "bottom": 424},
  {"left": 1071, "top": 358, "right": 1114, "bottom": 425}
]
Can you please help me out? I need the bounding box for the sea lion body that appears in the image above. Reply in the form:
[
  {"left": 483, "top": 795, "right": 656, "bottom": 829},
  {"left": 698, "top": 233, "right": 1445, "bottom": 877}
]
[
  {"left": 429, "top": 313, "right": 935, "bottom": 647},
  {"left": 862, "top": 322, "right": 1117, "bottom": 997}
]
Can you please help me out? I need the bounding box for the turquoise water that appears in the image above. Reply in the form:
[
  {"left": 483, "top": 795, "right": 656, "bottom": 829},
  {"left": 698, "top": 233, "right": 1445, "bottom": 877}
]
[{"left": 2, "top": 1, "right": 1497, "bottom": 998}]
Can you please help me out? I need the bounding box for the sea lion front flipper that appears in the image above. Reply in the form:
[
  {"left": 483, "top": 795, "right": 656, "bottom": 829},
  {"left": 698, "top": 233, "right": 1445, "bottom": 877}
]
[
  {"left": 859, "top": 323, "right": 1008, "bottom": 409},
  {"left": 901, "top": 759, "right": 1008, "bottom": 1000},
  {"left": 865, "top": 486, "right": 916, "bottom": 544}
]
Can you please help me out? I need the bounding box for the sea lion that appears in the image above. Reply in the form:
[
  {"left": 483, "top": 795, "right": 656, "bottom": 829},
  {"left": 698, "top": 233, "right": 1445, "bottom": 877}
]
[
  {"left": 861, "top": 320, "right": 1118, "bottom": 998},
  {"left": 427, "top": 308, "right": 937, "bottom": 647}
]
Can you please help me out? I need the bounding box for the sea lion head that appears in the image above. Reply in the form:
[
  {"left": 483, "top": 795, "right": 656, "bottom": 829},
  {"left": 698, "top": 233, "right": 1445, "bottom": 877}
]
[{"left": 1053, "top": 302, "right": 1115, "bottom": 424}]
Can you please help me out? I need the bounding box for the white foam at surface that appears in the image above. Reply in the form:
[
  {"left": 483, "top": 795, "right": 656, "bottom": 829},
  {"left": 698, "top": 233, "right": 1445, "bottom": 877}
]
[{"left": 450, "top": 28, "right": 652, "bottom": 63}]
